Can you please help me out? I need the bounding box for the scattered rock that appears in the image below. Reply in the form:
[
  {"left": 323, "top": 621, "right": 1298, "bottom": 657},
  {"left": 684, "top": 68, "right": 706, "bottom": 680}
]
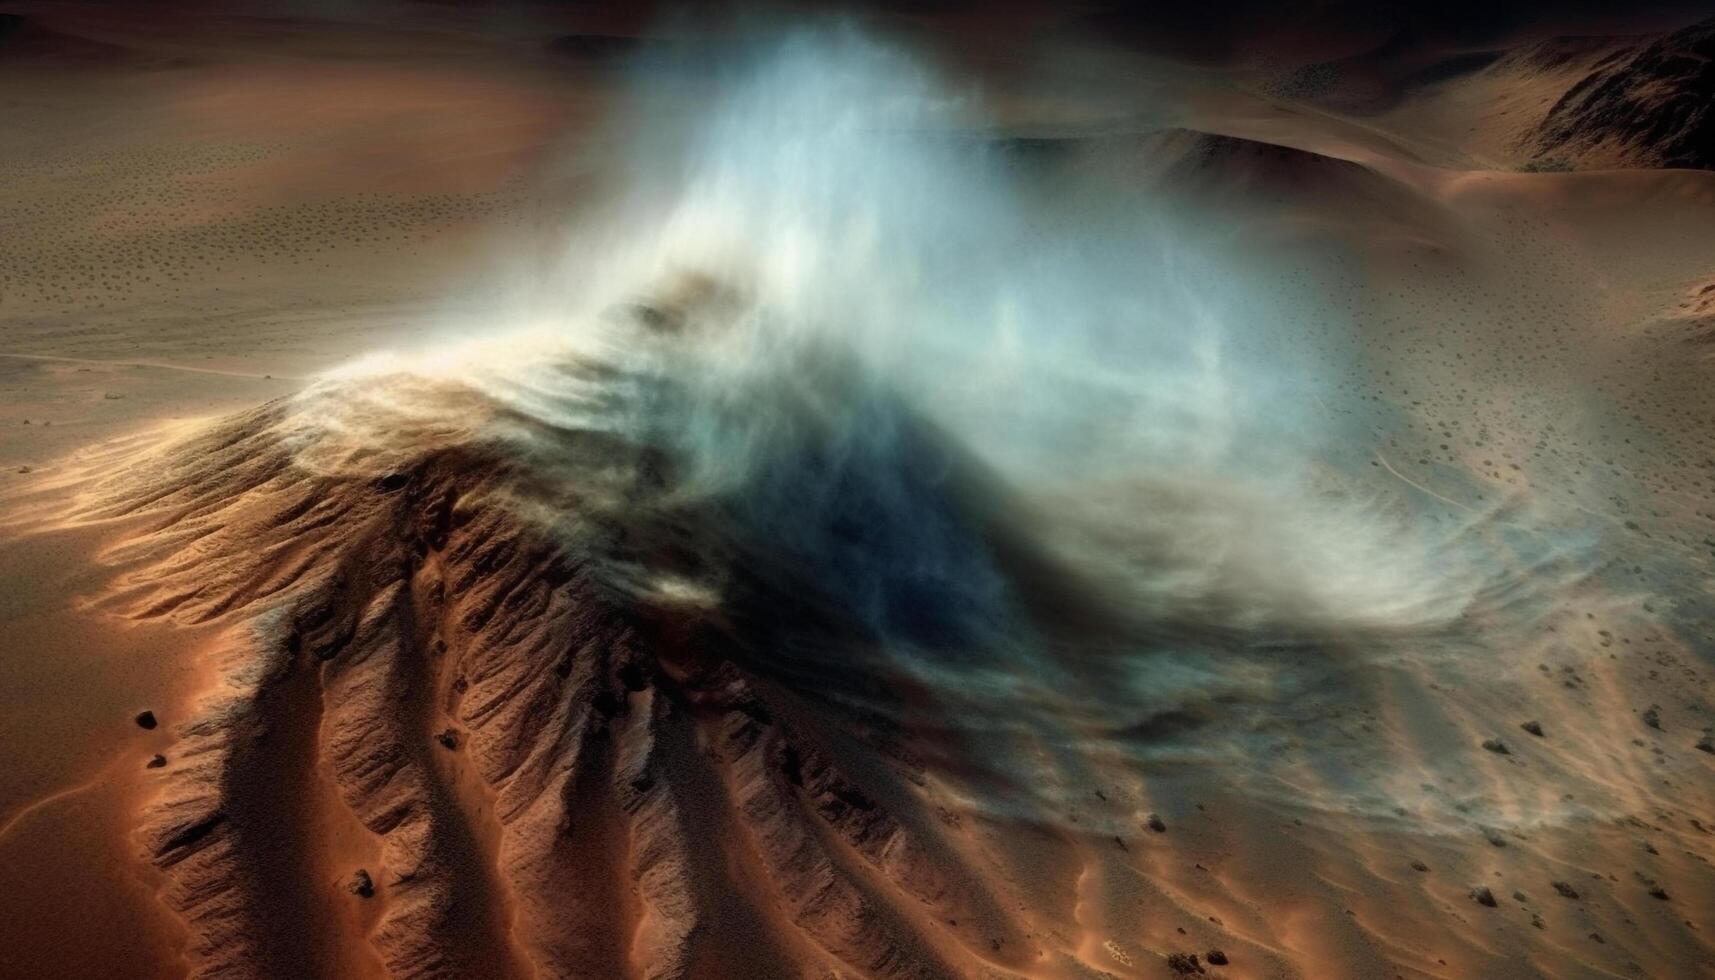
[
  {"left": 1521, "top": 721, "right": 1544, "bottom": 737},
  {"left": 350, "top": 868, "right": 375, "bottom": 898},
  {"left": 1648, "top": 886, "right": 1670, "bottom": 901},
  {"left": 1643, "top": 706, "right": 1662, "bottom": 730},
  {"left": 1471, "top": 885, "right": 1498, "bottom": 907},
  {"left": 1481, "top": 739, "right": 1510, "bottom": 755},
  {"left": 1411, "top": 860, "right": 1430, "bottom": 872},
  {"left": 1205, "top": 949, "right": 1229, "bottom": 966},
  {"left": 1166, "top": 951, "right": 1204, "bottom": 974},
  {"left": 135, "top": 710, "right": 157, "bottom": 730},
  {"left": 1147, "top": 813, "right": 1167, "bottom": 833},
  {"left": 146, "top": 754, "right": 166, "bottom": 769},
  {"left": 1552, "top": 880, "right": 1580, "bottom": 900}
]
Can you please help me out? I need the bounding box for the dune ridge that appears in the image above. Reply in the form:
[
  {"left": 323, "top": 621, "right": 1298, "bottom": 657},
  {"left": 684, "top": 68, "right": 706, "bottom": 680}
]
[{"left": 67, "top": 309, "right": 1069, "bottom": 979}]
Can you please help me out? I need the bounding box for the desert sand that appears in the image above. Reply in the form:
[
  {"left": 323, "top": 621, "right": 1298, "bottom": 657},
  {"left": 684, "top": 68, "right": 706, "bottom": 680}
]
[{"left": 2, "top": 4, "right": 1714, "bottom": 979}]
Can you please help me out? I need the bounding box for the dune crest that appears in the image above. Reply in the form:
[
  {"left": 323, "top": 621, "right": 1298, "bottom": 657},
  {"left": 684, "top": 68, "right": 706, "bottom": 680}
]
[{"left": 74, "top": 300, "right": 1063, "bottom": 979}]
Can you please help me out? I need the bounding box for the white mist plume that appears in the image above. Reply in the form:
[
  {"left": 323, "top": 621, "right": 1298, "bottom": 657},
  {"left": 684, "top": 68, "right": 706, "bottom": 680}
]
[{"left": 313, "top": 25, "right": 1513, "bottom": 637}]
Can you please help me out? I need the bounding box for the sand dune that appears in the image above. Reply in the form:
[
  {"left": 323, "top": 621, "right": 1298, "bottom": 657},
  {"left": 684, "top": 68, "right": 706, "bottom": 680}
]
[
  {"left": 52, "top": 303, "right": 1085, "bottom": 978},
  {"left": 3, "top": 6, "right": 1715, "bottom": 980},
  {"left": 1527, "top": 15, "right": 1715, "bottom": 171}
]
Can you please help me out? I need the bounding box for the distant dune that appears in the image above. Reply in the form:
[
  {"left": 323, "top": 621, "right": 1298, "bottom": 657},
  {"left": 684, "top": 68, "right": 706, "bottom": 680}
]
[{"left": 1527, "top": 16, "right": 1715, "bottom": 170}]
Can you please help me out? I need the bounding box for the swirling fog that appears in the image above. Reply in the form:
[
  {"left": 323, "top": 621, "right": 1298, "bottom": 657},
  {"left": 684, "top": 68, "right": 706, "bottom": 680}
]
[{"left": 276, "top": 28, "right": 1587, "bottom": 822}]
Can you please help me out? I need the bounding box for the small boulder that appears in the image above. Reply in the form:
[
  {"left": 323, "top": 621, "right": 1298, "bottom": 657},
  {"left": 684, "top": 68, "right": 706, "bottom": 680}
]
[
  {"left": 146, "top": 754, "right": 167, "bottom": 769},
  {"left": 1552, "top": 880, "right": 1580, "bottom": 900},
  {"left": 135, "top": 710, "right": 157, "bottom": 730},
  {"left": 1166, "top": 952, "right": 1204, "bottom": 974},
  {"left": 1205, "top": 948, "right": 1229, "bottom": 966},
  {"left": 436, "top": 728, "right": 460, "bottom": 750},
  {"left": 1520, "top": 721, "right": 1544, "bottom": 737},
  {"left": 1147, "top": 813, "right": 1167, "bottom": 833},
  {"left": 1471, "top": 886, "right": 1498, "bottom": 908},
  {"left": 1481, "top": 739, "right": 1510, "bottom": 755},
  {"left": 350, "top": 869, "right": 375, "bottom": 898}
]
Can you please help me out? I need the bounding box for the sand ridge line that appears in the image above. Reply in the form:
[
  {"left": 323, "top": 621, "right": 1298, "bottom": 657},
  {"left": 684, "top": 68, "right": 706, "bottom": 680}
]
[{"left": 0, "top": 762, "right": 118, "bottom": 845}]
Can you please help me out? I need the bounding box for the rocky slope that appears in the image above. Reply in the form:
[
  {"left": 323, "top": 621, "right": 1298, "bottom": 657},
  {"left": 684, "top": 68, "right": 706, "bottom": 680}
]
[{"left": 1528, "top": 16, "right": 1715, "bottom": 170}]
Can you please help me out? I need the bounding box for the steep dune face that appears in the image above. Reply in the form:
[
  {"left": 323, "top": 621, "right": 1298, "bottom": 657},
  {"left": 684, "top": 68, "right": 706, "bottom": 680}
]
[
  {"left": 1528, "top": 16, "right": 1715, "bottom": 170},
  {"left": 75, "top": 302, "right": 1053, "bottom": 980}
]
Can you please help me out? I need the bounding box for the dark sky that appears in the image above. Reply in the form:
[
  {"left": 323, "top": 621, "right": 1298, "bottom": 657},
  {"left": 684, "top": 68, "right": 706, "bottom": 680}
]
[
  {"left": 1071, "top": 0, "right": 1713, "bottom": 63},
  {"left": 13, "top": 0, "right": 1710, "bottom": 69},
  {"left": 615, "top": 1, "right": 1715, "bottom": 68}
]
